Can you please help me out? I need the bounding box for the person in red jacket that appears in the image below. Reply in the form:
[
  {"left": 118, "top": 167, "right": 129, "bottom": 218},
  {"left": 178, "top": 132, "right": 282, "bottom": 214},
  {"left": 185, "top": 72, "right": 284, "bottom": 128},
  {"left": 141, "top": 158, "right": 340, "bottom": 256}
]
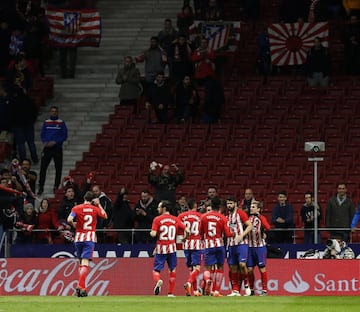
[{"left": 191, "top": 37, "right": 215, "bottom": 81}]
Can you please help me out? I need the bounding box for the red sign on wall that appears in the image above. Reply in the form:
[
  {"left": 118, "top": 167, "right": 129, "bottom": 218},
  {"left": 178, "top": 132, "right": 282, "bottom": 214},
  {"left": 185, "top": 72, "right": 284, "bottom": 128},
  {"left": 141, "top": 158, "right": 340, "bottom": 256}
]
[{"left": 0, "top": 259, "right": 359, "bottom": 296}]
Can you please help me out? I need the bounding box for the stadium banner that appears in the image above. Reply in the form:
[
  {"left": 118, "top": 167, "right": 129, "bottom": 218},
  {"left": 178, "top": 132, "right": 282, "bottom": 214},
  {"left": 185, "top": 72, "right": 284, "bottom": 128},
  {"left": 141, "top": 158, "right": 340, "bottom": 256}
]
[
  {"left": 188, "top": 20, "right": 240, "bottom": 51},
  {"left": 0, "top": 258, "right": 359, "bottom": 296},
  {"left": 46, "top": 8, "right": 102, "bottom": 47},
  {"left": 268, "top": 22, "right": 329, "bottom": 66},
  {"left": 9, "top": 243, "right": 360, "bottom": 259}
]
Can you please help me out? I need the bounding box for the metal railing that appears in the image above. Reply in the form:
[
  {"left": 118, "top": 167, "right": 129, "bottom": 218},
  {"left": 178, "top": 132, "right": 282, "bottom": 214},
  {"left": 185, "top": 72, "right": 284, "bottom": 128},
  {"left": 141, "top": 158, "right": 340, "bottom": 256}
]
[{"left": 0, "top": 227, "right": 358, "bottom": 258}]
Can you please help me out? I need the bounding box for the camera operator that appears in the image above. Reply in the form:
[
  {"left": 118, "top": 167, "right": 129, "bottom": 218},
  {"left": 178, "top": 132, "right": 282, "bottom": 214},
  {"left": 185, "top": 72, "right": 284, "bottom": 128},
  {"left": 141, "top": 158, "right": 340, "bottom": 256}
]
[{"left": 322, "top": 235, "right": 355, "bottom": 259}]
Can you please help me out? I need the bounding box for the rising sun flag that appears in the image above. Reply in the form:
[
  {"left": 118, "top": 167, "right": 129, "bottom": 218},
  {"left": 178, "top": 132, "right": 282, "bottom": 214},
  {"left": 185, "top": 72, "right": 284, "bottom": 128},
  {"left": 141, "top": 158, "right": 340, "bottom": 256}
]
[{"left": 267, "top": 22, "right": 329, "bottom": 66}]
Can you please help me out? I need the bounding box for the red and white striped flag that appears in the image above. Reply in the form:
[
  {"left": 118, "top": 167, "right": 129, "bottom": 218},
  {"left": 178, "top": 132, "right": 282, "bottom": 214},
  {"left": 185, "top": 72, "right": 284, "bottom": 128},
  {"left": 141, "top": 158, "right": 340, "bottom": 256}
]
[
  {"left": 188, "top": 21, "right": 240, "bottom": 52},
  {"left": 268, "top": 22, "right": 329, "bottom": 66},
  {"left": 46, "top": 9, "right": 101, "bottom": 47}
]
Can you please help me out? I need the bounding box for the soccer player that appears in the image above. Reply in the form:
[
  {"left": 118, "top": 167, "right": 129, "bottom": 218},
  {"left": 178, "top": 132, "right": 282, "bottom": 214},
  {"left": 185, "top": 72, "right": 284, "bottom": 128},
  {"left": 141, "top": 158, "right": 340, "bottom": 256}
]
[
  {"left": 226, "top": 196, "right": 253, "bottom": 296},
  {"left": 200, "top": 197, "right": 239, "bottom": 297},
  {"left": 178, "top": 198, "right": 203, "bottom": 296},
  {"left": 247, "top": 201, "right": 270, "bottom": 296},
  {"left": 150, "top": 200, "right": 190, "bottom": 297},
  {"left": 67, "top": 191, "right": 107, "bottom": 297}
]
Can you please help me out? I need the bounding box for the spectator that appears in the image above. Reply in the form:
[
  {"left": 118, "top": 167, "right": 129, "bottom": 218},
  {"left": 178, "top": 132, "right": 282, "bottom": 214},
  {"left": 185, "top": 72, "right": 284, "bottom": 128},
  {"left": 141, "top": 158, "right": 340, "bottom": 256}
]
[
  {"left": 192, "top": 0, "right": 208, "bottom": 19},
  {"left": 239, "top": 188, "right": 255, "bottom": 215},
  {"left": 1, "top": 167, "right": 23, "bottom": 193},
  {"left": 174, "top": 75, "right": 199, "bottom": 123},
  {"left": 58, "top": 186, "right": 78, "bottom": 224},
  {"left": 148, "top": 161, "right": 185, "bottom": 207},
  {"left": 61, "top": 173, "right": 92, "bottom": 203},
  {"left": 22, "top": 15, "right": 48, "bottom": 77},
  {"left": 343, "top": 14, "right": 360, "bottom": 75},
  {"left": 135, "top": 36, "right": 167, "bottom": 90},
  {"left": 191, "top": 37, "right": 216, "bottom": 81},
  {"left": 145, "top": 71, "right": 173, "bottom": 124},
  {"left": 15, "top": 201, "right": 37, "bottom": 243},
  {"left": 204, "top": 0, "right": 223, "bottom": 21},
  {"left": 271, "top": 191, "right": 294, "bottom": 244},
  {"left": 5, "top": 52, "right": 32, "bottom": 96},
  {"left": 36, "top": 198, "right": 65, "bottom": 244},
  {"left": 0, "top": 175, "right": 23, "bottom": 242},
  {"left": 198, "top": 186, "right": 220, "bottom": 213},
  {"left": 92, "top": 184, "right": 112, "bottom": 243},
  {"left": 158, "top": 18, "right": 178, "bottom": 78},
  {"left": 176, "top": 5, "right": 195, "bottom": 38},
  {"left": 171, "top": 34, "right": 194, "bottom": 83},
  {"left": 133, "top": 189, "right": 158, "bottom": 244},
  {"left": 174, "top": 195, "right": 189, "bottom": 215},
  {"left": 13, "top": 158, "right": 37, "bottom": 205},
  {"left": 38, "top": 105, "right": 68, "bottom": 195},
  {"left": 256, "top": 26, "right": 272, "bottom": 84},
  {"left": 300, "top": 191, "right": 322, "bottom": 244},
  {"left": 111, "top": 187, "right": 134, "bottom": 244},
  {"left": 305, "top": 36, "right": 331, "bottom": 87},
  {"left": 6, "top": 56, "right": 39, "bottom": 164},
  {"left": 326, "top": 183, "right": 355, "bottom": 243},
  {"left": 350, "top": 202, "right": 360, "bottom": 232},
  {"left": 115, "top": 56, "right": 142, "bottom": 112}
]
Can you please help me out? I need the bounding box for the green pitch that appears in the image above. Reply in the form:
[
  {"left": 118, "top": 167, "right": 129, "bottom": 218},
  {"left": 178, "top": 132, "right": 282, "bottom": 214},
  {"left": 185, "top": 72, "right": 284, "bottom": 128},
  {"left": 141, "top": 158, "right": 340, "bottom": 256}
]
[{"left": 0, "top": 296, "right": 359, "bottom": 312}]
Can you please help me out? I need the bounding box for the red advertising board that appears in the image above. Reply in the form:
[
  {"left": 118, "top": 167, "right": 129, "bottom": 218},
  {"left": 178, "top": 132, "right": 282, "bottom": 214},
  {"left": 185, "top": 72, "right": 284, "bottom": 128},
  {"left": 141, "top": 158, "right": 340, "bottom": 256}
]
[{"left": 0, "top": 258, "right": 359, "bottom": 296}]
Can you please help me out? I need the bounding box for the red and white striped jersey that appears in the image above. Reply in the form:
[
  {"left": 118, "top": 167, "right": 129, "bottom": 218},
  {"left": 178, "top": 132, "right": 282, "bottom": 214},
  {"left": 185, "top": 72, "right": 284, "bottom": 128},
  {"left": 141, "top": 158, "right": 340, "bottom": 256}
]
[
  {"left": 152, "top": 214, "right": 186, "bottom": 254},
  {"left": 70, "top": 203, "right": 106, "bottom": 243},
  {"left": 178, "top": 210, "right": 203, "bottom": 250},
  {"left": 248, "top": 214, "right": 271, "bottom": 247},
  {"left": 200, "top": 211, "right": 233, "bottom": 249},
  {"left": 227, "top": 209, "right": 249, "bottom": 246}
]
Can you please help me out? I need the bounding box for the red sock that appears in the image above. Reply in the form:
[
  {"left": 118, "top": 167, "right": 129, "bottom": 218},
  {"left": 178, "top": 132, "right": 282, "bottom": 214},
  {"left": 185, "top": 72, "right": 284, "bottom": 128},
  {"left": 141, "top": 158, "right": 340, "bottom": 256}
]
[
  {"left": 189, "top": 268, "right": 199, "bottom": 284},
  {"left": 78, "top": 265, "right": 89, "bottom": 290},
  {"left": 210, "top": 270, "right": 215, "bottom": 291},
  {"left": 214, "top": 269, "right": 223, "bottom": 292},
  {"left": 261, "top": 271, "right": 268, "bottom": 291},
  {"left": 152, "top": 271, "right": 161, "bottom": 282},
  {"left": 230, "top": 271, "right": 240, "bottom": 292},
  {"left": 241, "top": 273, "right": 249, "bottom": 288},
  {"left": 169, "top": 271, "right": 176, "bottom": 294},
  {"left": 248, "top": 271, "right": 255, "bottom": 289}
]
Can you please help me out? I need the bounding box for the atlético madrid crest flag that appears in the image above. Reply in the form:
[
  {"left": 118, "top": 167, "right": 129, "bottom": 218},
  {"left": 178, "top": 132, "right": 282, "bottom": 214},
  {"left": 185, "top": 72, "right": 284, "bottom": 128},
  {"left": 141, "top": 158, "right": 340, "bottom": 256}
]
[
  {"left": 189, "top": 20, "right": 241, "bottom": 52},
  {"left": 268, "top": 22, "right": 329, "bottom": 66},
  {"left": 46, "top": 9, "right": 102, "bottom": 47}
]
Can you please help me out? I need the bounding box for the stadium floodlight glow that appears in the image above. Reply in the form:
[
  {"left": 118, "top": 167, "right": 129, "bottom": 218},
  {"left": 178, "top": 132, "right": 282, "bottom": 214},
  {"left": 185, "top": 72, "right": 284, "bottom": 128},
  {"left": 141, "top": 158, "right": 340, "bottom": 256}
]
[{"left": 304, "top": 141, "right": 325, "bottom": 153}]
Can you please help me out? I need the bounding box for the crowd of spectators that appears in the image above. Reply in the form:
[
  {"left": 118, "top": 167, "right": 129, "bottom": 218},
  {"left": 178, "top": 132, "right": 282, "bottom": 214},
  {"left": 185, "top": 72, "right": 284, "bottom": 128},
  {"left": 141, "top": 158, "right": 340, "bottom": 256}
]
[{"left": 1, "top": 0, "right": 360, "bottom": 248}]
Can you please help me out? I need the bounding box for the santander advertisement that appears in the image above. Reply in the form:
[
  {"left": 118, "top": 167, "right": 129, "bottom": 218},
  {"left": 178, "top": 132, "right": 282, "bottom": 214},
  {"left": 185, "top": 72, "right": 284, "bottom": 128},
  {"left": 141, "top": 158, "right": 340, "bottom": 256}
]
[{"left": 0, "top": 258, "right": 359, "bottom": 296}]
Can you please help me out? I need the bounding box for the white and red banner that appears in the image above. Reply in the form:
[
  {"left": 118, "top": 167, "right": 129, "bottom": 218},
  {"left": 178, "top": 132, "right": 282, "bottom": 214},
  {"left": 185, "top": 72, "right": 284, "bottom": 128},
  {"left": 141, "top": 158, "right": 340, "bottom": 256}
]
[
  {"left": 189, "top": 21, "right": 240, "bottom": 52},
  {"left": 46, "top": 9, "right": 101, "bottom": 47},
  {"left": 0, "top": 258, "right": 359, "bottom": 296},
  {"left": 268, "top": 22, "right": 329, "bottom": 66}
]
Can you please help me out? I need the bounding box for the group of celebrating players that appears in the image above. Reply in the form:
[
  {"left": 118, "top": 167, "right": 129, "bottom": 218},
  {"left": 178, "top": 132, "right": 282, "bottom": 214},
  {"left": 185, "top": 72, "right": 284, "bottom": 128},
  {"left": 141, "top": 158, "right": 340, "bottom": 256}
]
[{"left": 150, "top": 195, "right": 270, "bottom": 297}]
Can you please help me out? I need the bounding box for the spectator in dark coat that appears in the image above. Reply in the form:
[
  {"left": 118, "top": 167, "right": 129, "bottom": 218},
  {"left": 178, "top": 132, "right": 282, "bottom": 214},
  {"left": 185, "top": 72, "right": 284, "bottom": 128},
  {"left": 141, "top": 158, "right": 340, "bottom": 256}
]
[
  {"left": 111, "top": 188, "right": 134, "bottom": 244},
  {"left": 145, "top": 71, "right": 173, "bottom": 124},
  {"left": 305, "top": 36, "right": 331, "bottom": 87},
  {"left": 133, "top": 189, "right": 158, "bottom": 244}
]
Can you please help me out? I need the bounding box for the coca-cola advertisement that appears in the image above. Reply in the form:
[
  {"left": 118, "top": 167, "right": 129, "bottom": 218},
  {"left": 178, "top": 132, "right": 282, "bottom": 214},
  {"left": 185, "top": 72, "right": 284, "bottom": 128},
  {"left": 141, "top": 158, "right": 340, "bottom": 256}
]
[{"left": 0, "top": 258, "right": 359, "bottom": 296}]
